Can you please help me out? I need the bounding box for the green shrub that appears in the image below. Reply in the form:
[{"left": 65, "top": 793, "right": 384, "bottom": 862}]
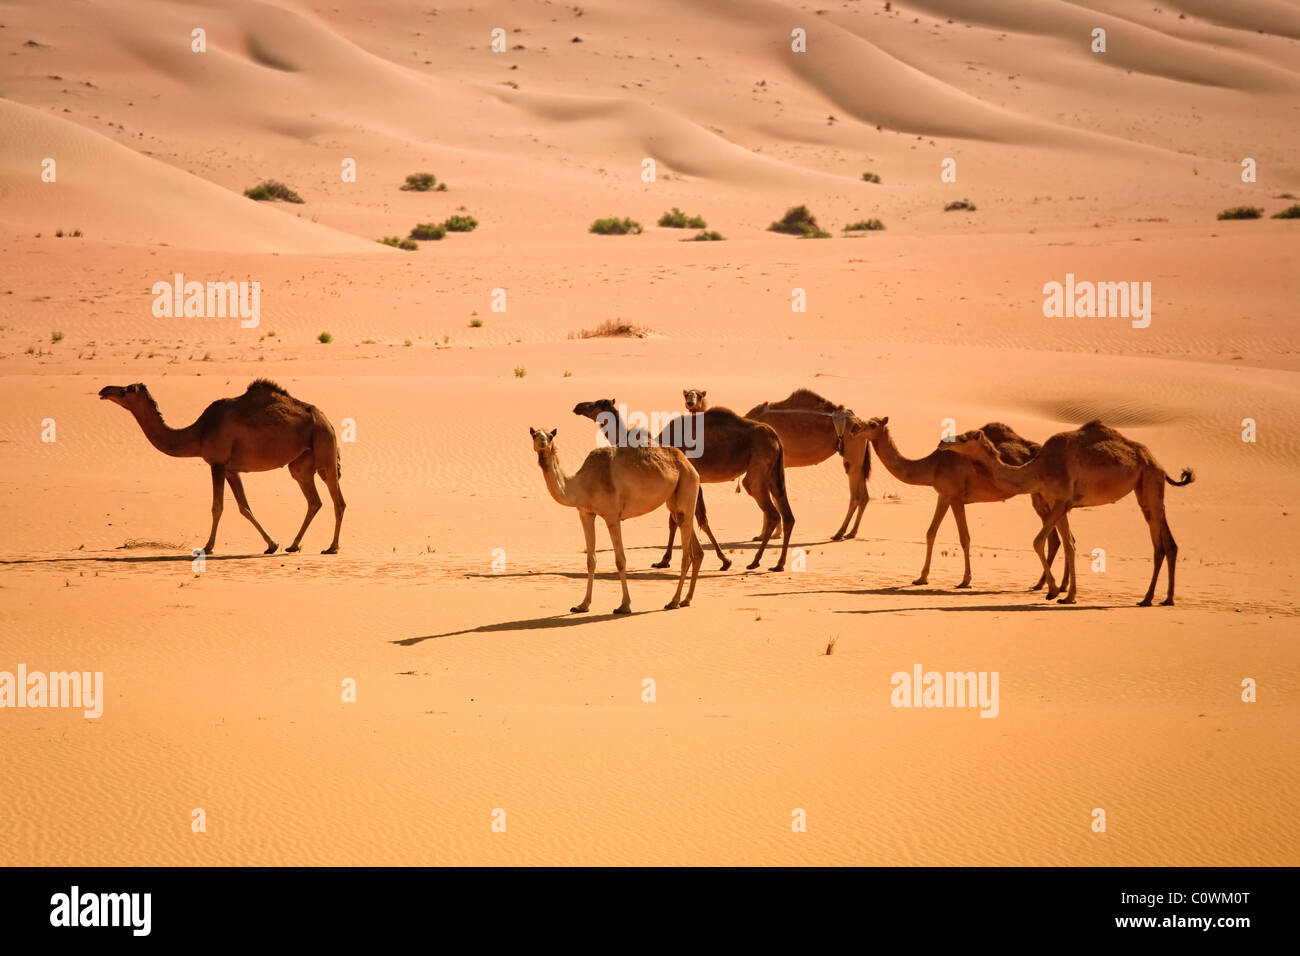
[
  {"left": 410, "top": 222, "right": 447, "bottom": 240},
  {"left": 658, "top": 207, "right": 707, "bottom": 228},
  {"left": 443, "top": 214, "right": 478, "bottom": 232},
  {"left": 686, "top": 230, "right": 725, "bottom": 241},
  {"left": 513, "top": 367, "right": 527, "bottom": 378},
  {"left": 51, "top": 331, "right": 64, "bottom": 343},
  {"left": 768, "top": 205, "right": 828, "bottom": 237},
  {"left": 861, "top": 172, "right": 881, "bottom": 184},
  {"left": 318, "top": 332, "right": 332, "bottom": 344},
  {"left": 470, "top": 318, "right": 483, "bottom": 328},
  {"left": 244, "top": 181, "right": 304, "bottom": 203},
  {"left": 1217, "top": 206, "right": 1262, "bottom": 220},
  {"left": 844, "top": 219, "right": 884, "bottom": 231},
  {"left": 1271, "top": 204, "right": 1300, "bottom": 219},
  {"left": 378, "top": 236, "right": 418, "bottom": 250},
  {"left": 401, "top": 173, "right": 437, "bottom": 191},
  {"left": 589, "top": 217, "right": 643, "bottom": 235},
  {"left": 943, "top": 199, "right": 976, "bottom": 212}
]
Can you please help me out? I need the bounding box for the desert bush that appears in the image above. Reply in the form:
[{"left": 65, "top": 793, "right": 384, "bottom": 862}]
[
  {"left": 244, "top": 181, "right": 304, "bottom": 203},
  {"left": 861, "top": 172, "right": 881, "bottom": 184},
  {"left": 844, "top": 219, "right": 885, "bottom": 231},
  {"left": 590, "top": 217, "right": 643, "bottom": 235},
  {"left": 768, "top": 205, "right": 829, "bottom": 237},
  {"left": 410, "top": 222, "right": 447, "bottom": 240},
  {"left": 1217, "top": 206, "right": 1262, "bottom": 220},
  {"left": 1271, "top": 204, "right": 1300, "bottom": 219},
  {"left": 658, "top": 207, "right": 708, "bottom": 228},
  {"left": 401, "top": 173, "right": 437, "bottom": 191},
  {"left": 943, "top": 199, "right": 976, "bottom": 212},
  {"left": 443, "top": 214, "right": 478, "bottom": 232},
  {"left": 686, "top": 230, "right": 725, "bottom": 241},
  {"left": 318, "top": 332, "right": 332, "bottom": 344}
]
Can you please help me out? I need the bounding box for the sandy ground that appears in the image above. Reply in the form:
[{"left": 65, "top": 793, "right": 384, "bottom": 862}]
[{"left": 0, "top": 0, "right": 1297, "bottom": 865}]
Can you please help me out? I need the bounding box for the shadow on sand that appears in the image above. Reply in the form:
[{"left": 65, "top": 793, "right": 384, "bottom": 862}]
[{"left": 394, "top": 608, "right": 663, "bottom": 646}]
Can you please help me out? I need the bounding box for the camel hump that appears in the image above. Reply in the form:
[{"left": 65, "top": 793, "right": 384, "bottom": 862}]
[
  {"left": 780, "top": 388, "right": 837, "bottom": 411},
  {"left": 246, "top": 378, "right": 289, "bottom": 396}
]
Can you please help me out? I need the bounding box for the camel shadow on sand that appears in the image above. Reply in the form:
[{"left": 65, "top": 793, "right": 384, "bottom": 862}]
[
  {"left": 395, "top": 608, "right": 663, "bottom": 646},
  {"left": 0, "top": 552, "right": 281, "bottom": 566}
]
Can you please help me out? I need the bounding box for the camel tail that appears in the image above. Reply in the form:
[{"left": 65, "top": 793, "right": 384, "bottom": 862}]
[
  {"left": 1166, "top": 468, "right": 1194, "bottom": 487},
  {"left": 859, "top": 437, "right": 872, "bottom": 482},
  {"left": 773, "top": 443, "right": 788, "bottom": 500}
]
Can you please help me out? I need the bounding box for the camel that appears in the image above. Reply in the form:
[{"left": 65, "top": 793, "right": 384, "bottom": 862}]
[
  {"left": 844, "top": 417, "right": 1065, "bottom": 590},
  {"left": 98, "top": 380, "right": 344, "bottom": 555},
  {"left": 736, "top": 389, "right": 873, "bottom": 540},
  {"left": 530, "top": 427, "right": 703, "bottom": 614},
  {"left": 945, "top": 420, "right": 1194, "bottom": 605},
  {"left": 573, "top": 398, "right": 794, "bottom": 571}
]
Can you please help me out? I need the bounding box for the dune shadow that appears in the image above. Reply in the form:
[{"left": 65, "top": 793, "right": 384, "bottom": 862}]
[{"left": 395, "top": 608, "right": 663, "bottom": 646}]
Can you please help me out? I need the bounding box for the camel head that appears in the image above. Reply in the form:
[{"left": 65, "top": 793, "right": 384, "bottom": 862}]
[
  {"left": 848, "top": 415, "right": 889, "bottom": 442},
  {"left": 947, "top": 429, "right": 998, "bottom": 461},
  {"left": 683, "top": 389, "right": 707, "bottom": 412},
  {"left": 573, "top": 399, "right": 616, "bottom": 422},
  {"left": 530, "top": 427, "right": 558, "bottom": 455},
  {"left": 98, "top": 383, "right": 154, "bottom": 412}
]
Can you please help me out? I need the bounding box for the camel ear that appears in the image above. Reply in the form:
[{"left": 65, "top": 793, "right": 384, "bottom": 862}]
[
  {"left": 683, "top": 390, "right": 690, "bottom": 399},
  {"left": 881, "top": 416, "right": 889, "bottom": 426},
  {"left": 549, "top": 428, "right": 557, "bottom": 440},
  {"left": 700, "top": 390, "right": 706, "bottom": 398}
]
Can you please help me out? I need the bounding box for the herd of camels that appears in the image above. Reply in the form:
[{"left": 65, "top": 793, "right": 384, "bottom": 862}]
[{"left": 99, "top": 379, "right": 1195, "bottom": 615}]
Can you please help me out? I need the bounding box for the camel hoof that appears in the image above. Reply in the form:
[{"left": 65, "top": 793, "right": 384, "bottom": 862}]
[
  {"left": 664, "top": 601, "right": 680, "bottom": 610},
  {"left": 769, "top": 564, "right": 785, "bottom": 572},
  {"left": 831, "top": 533, "right": 844, "bottom": 542},
  {"left": 718, "top": 559, "right": 732, "bottom": 571},
  {"left": 650, "top": 560, "right": 670, "bottom": 569},
  {"left": 1161, "top": 598, "right": 1175, "bottom": 606},
  {"left": 750, "top": 535, "right": 763, "bottom": 542},
  {"left": 1029, "top": 582, "right": 1044, "bottom": 591},
  {"left": 202, "top": 546, "right": 215, "bottom": 555},
  {"left": 264, "top": 544, "right": 278, "bottom": 555},
  {"left": 843, "top": 531, "right": 857, "bottom": 540},
  {"left": 571, "top": 605, "right": 589, "bottom": 614},
  {"left": 1137, "top": 598, "right": 1153, "bottom": 607},
  {"left": 613, "top": 605, "right": 631, "bottom": 615},
  {"left": 746, "top": 560, "right": 761, "bottom": 571},
  {"left": 1057, "top": 596, "right": 1077, "bottom": 605},
  {"left": 912, "top": 577, "right": 928, "bottom": 586},
  {"left": 955, "top": 581, "right": 971, "bottom": 589},
  {"left": 285, "top": 545, "right": 301, "bottom": 553},
  {"left": 321, "top": 547, "right": 338, "bottom": 555}
]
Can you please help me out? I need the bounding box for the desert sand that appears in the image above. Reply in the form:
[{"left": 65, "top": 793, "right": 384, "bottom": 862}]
[{"left": 0, "top": 0, "right": 1297, "bottom": 866}]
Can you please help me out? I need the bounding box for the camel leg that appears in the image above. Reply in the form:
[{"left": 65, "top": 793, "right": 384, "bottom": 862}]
[
  {"left": 914, "top": 496, "right": 949, "bottom": 586},
  {"left": 572, "top": 510, "right": 597, "bottom": 613},
  {"left": 652, "top": 514, "right": 676, "bottom": 569},
  {"left": 665, "top": 504, "right": 696, "bottom": 610},
  {"left": 833, "top": 451, "right": 869, "bottom": 540},
  {"left": 694, "top": 489, "right": 730, "bottom": 570},
  {"left": 285, "top": 452, "right": 322, "bottom": 553},
  {"left": 1035, "top": 501, "right": 1070, "bottom": 600},
  {"left": 604, "top": 516, "right": 632, "bottom": 614},
  {"left": 201, "top": 462, "right": 225, "bottom": 554},
  {"left": 764, "top": 456, "right": 796, "bottom": 572},
  {"left": 226, "top": 472, "right": 278, "bottom": 554},
  {"left": 1136, "top": 475, "right": 1176, "bottom": 606},
  {"left": 1161, "top": 520, "right": 1178, "bottom": 606},
  {"left": 1055, "top": 512, "right": 1079, "bottom": 604},
  {"left": 317, "top": 460, "right": 346, "bottom": 555},
  {"left": 951, "top": 499, "right": 973, "bottom": 589},
  {"left": 1030, "top": 494, "right": 1062, "bottom": 590}
]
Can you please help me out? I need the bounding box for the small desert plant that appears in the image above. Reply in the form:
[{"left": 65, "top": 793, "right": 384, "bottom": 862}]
[
  {"left": 1217, "top": 206, "right": 1262, "bottom": 220},
  {"left": 861, "top": 172, "right": 881, "bottom": 183},
  {"left": 244, "top": 180, "right": 304, "bottom": 203},
  {"left": 401, "top": 172, "right": 437, "bottom": 191},
  {"left": 1271, "top": 204, "right": 1300, "bottom": 219},
  {"left": 50, "top": 331, "right": 64, "bottom": 343},
  {"left": 844, "top": 219, "right": 885, "bottom": 231},
  {"left": 379, "top": 236, "right": 419, "bottom": 250},
  {"left": 318, "top": 332, "right": 332, "bottom": 344},
  {"left": 442, "top": 214, "right": 478, "bottom": 232},
  {"left": 513, "top": 367, "right": 527, "bottom": 378},
  {"left": 409, "top": 222, "right": 447, "bottom": 240},
  {"left": 589, "top": 217, "right": 643, "bottom": 235},
  {"left": 768, "top": 205, "right": 829, "bottom": 237},
  {"left": 55, "top": 229, "right": 63, "bottom": 238},
  {"left": 944, "top": 199, "right": 976, "bottom": 212},
  {"left": 658, "top": 207, "right": 707, "bottom": 228},
  {"left": 470, "top": 318, "right": 483, "bottom": 328},
  {"left": 577, "top": 319, "right": 650, "bottom": 338},
  {"left": 686, "top": 230, "right": 725, "bottom": 241},
  {"left": 405, "top": 339, "right": 413, "bottom": 347}
]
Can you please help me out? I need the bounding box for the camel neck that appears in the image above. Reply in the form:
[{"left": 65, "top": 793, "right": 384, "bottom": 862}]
[
  {"left": 870, "top": 431, "right": 933, "bottom": 486},
  {"left": 130, "top": 402, "right": 202, "bottom": 458},
  {"left": 538, "top": 448, "right": 573, "bottom": 506},
  {"left": 976, "top": 449, "right": 1039, "bottom": 492}
]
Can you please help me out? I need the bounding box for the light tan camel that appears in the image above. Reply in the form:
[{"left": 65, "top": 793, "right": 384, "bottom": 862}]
[
  {"left": 572, "top": 399, "right": 794, "bottom": 572},
  {"left": 946, "top": 420, "right": 1194, "bottom": 605},
  {"left": 99, "top": 380, "right": 344, "bottom": 555},
  {"left": 845, "top": 417, "right": 1065, "bottom": 590},
  {"left": 531, "top": 427, "right": 703, "bottom": 614}
]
